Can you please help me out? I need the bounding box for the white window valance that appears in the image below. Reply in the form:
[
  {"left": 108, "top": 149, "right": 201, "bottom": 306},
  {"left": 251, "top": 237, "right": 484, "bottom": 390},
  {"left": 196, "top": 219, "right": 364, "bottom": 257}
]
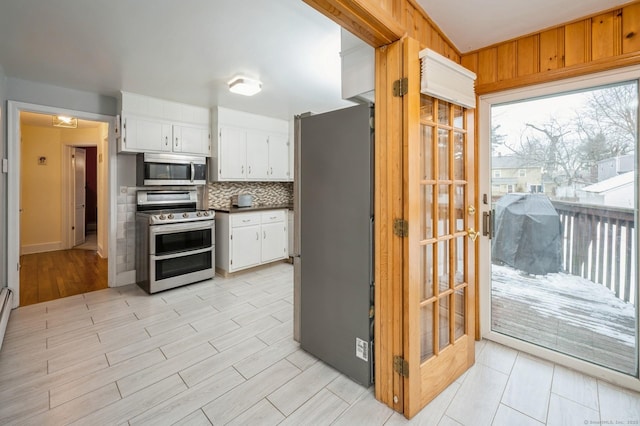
[{"left": 419, "top": 48, "right": 477, "bottom": 109}]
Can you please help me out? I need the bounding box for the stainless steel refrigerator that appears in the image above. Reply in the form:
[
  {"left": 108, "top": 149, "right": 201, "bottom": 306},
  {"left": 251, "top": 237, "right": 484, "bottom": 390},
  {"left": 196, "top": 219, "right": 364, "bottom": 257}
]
[{"left": 293, "top": 103, "right": 374, "bottom": 386}]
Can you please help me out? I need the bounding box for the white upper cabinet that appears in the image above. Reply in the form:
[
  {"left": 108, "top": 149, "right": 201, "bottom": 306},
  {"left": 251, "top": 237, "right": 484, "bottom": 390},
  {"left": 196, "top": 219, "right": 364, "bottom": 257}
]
[
  {"left": 246, "top": 131, "right": 270, "bottom": 180},
  {"left": 267, "top": 133, "right": 290, "bottom": 180},
  {"left": 210, "top": 107, "right": 291, "bottom": 182},
  {"left": 122, "top": 116, "right": 172, "bottom": 152},
  {"left": 119, "top": 92, "right": 211, "bottom": 156},
  {"left": 218, "top": 126, "right": 247, "bottom": 180},
  {"left": 173, "top": 124, "right": 210, "bottom": 155}
]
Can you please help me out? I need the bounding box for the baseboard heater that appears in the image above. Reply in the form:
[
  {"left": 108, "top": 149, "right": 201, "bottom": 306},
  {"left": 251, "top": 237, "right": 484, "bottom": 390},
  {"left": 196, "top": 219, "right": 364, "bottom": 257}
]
[{"left": 0, "top": 288, "right": 13, "bottom": 351}]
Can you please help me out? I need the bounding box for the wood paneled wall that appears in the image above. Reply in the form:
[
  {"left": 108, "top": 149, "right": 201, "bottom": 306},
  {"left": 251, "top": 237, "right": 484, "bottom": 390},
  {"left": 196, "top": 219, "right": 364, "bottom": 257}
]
[
  {"left": 402, "top": 0, "right": 460, "bottom": 62},
  {"left": 461, "top": 2, "right": 640, "bottom": 94},
  {"left": 303, "top": 0, "right": 460, "bottom": 61}
]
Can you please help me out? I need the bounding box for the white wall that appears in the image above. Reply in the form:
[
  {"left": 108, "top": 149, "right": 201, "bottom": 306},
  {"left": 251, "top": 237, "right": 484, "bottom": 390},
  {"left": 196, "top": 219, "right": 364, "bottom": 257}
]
[
  {"left": 0, "top": 66, "right": 7, "bottom": 288},
  {"left": 6, "top": 78, "right": 117, "bottom": 116}
]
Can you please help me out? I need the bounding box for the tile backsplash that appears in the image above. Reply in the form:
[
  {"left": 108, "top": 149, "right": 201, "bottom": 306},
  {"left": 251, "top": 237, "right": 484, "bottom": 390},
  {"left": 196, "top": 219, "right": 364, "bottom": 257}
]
[{"left": 206, "top": 181, "right": 293, "bottom": 209}]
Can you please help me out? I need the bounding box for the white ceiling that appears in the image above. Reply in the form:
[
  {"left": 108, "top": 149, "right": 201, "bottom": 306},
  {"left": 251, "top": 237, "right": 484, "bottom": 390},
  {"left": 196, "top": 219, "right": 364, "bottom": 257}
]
[
  {"left": 0, "top": 1, "right": 634, "bottom": 122},
  {"left": 417, "top": 0, "right": 636, "bottom": 53}
]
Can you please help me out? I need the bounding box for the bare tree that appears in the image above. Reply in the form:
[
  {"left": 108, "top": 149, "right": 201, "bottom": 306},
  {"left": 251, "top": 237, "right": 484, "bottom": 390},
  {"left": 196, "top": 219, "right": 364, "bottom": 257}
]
[
  {"left": 499, "top": 82, "right": 637, "bottom": 188},
  {"left": 578, "top": 83, "right": 636, "bottom": 157}
]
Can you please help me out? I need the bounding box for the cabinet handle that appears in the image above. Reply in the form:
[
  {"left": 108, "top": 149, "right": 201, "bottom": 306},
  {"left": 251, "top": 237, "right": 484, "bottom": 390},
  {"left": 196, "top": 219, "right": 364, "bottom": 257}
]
[
  {"left": 270, "top": 167, "right": 273, "bottom": 175},
  {"left": 241, "top": 165, "right": 244, "bottom": 174},
  {"left": 242, "top": 219, "right": 250, "bottom": 222},
  {"left": 165, "top": 136, "right": 168, "bottom": 146},
  {"left": 248, "top": 165, "right": 252, "bottom": 174},
  {"left": 175, "top": 137, "right": 179, "bottom": 147},
  {"left": 263, "top": 230, "right": 266, "bottom": 239},
  {"left": 256, "top": 232, "right": 259, "bottom": 240}
]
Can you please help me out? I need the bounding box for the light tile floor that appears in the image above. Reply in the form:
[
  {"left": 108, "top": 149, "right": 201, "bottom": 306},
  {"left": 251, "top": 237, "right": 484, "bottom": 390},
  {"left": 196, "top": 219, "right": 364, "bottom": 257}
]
[{"left": 0, "top": 262, "right": 639, "bottom": 425}]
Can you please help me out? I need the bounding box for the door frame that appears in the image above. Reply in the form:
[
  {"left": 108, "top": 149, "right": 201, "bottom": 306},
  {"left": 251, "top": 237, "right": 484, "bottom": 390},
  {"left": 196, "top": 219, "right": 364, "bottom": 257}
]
[
  {"left": 62, "top": 143, "right": 99, "bottom": 251},
  {"left": 7, "top": 101, "right": 117, "bottom": 308},
  {"left": 478, "top": 65, "right": 640, "bottom": 392}
]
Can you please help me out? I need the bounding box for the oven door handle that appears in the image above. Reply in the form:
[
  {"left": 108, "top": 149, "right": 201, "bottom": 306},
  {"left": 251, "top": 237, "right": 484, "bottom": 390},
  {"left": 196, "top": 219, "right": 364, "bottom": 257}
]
[
  {"left": 150, "top": 246, "right": 213, "bottom": 261},
  {"left": 190, "top": 162, "right": 195, "bottom": 183},
  {"left": 149, "top": 220, "right": 214, "bottom": 235}
]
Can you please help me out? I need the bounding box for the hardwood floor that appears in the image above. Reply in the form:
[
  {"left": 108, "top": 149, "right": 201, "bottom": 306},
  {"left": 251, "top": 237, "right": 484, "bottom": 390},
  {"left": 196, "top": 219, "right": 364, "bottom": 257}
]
[
  {"left": 0, "top": 263, "right": 638, "bottom": 424},
  {"left": 19, "top": 249, "right": 108, "bottom": 306}
]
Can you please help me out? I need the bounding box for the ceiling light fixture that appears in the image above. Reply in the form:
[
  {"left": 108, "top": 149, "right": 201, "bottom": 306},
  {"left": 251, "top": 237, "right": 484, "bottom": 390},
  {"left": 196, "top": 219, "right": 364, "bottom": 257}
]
[
  {"left": 228, "top": 76, "right": 262, "bottom": 96},
  {"left": 52, "top": 115, "right": 78, "bottom": 128}
]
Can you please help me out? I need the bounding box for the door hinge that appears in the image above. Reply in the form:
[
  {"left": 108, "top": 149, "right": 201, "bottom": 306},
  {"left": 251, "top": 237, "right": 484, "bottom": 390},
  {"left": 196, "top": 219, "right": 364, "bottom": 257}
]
[
  {"left": 393, "top": 355, "right": 409, "bottom": 377},
  {"left": 393, "top": 219, "right": 408, "bottom": 237},
  {"left": 393, "top": 78, "right": 408, "bottom": 97}
]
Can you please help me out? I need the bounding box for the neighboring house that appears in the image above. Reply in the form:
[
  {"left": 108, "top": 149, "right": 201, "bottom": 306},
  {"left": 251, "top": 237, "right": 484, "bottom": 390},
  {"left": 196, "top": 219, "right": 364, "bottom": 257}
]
[
  {"left": 577, "top": 171, "right": 634, "bottom": 208},
  {"left": 598, "top": 154, "right": 634, "bottom": 181},
  {"left": 491, "top": 155, "right": 543, "bottom": 198}
]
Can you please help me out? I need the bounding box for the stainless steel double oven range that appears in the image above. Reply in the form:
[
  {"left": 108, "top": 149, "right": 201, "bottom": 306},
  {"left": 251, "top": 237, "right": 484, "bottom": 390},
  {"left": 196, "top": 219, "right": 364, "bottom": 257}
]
[{"left": 135, "top": 189, "right": 215, "bottom": 294}]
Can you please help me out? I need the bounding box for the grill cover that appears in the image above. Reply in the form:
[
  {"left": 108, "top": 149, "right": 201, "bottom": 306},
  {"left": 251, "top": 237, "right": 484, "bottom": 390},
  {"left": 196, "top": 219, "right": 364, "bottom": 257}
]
[{"left": 492, "top": 193, "right": 562, "bottom": 275}]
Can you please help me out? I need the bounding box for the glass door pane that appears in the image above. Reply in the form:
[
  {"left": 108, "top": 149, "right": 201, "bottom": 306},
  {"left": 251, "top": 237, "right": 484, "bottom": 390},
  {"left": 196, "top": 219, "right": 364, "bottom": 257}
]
[
  {"left": 490, "top": 82, "right": 638, "bottom": 376},
  {"left": 419, "top": 95, "right": 470, "bottom": 362}
]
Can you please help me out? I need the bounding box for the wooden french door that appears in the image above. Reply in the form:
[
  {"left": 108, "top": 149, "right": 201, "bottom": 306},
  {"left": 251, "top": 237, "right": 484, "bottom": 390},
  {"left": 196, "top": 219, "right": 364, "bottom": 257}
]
[{"left": 402, "top": 37, "right": 476, "bottom": 418}]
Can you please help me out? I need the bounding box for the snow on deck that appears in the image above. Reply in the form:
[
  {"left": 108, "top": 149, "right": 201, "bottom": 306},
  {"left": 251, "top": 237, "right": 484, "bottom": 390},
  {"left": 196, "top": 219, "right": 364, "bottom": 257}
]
[{"left": 491, "top": 264, "right": 637, "bottom": 375}]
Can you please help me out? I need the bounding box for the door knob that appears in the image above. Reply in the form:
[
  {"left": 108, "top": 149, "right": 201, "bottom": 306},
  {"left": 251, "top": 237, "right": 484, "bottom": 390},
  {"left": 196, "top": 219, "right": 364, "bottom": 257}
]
[
  {"left": 468, "top": 205, "right": 476, "bottom": 215},
  {"left": 467, "top": 228, "right": 478, "bottom": 242}
]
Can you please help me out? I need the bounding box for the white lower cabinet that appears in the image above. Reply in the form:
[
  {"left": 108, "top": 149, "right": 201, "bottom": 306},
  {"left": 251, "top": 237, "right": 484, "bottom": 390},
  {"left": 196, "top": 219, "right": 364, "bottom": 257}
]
[
  {"left": 231, "top": 223, "right": 261, "bottom": 270},
  {"left": 216, "top": 209, "right": 288, "bottom": 274}
]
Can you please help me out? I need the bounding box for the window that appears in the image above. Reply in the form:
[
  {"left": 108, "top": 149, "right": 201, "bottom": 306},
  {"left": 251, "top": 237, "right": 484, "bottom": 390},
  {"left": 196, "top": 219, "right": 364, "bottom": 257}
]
[
  {"left": 519, "top": 169, "right": 526, "bottom": 177},
  {"left": 493, "top": 170, "right": 501, "bottom": 178}
]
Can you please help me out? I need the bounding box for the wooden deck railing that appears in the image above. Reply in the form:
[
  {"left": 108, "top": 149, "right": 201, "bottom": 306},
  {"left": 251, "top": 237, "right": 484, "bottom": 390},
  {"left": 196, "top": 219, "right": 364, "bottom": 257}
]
[{"left": 551, "top": 201, "right": 636, "bottom": 304}]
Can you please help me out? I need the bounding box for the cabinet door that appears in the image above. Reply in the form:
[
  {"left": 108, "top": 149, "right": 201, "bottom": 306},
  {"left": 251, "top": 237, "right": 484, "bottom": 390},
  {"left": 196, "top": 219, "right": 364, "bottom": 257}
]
[
  {"left": 175, "top": 125, "right": 210, "bottom": 156},
  {"left": 261, "top": 221, "right": 287, "bottom": 263},
  {"left": 267, "top": 134, "right": 290, "bottom": 180},
  {"left": 230, "top": 225, "right": 261, "bottom": 270},
  {"left": 122, "top": 116, "right": 172, "bottom": 152},
  {"left": 246, "top": 131, "right": 269, "bottom": 180},
  {"left": 219, "top": 126, "right": 247, "bottom": 180}
]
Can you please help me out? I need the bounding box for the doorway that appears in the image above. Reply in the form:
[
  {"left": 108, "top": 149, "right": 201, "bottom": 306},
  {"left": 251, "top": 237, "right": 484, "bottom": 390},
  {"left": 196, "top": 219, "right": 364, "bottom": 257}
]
[
  {"left": 7, "top": 102, "right": 117, "bottom": 308},
  {"left": 479, "top": 66, "right": 640, "bottom": 390},
  {"left": 19, "top": 112, "right": 107, "bottom": 305}
]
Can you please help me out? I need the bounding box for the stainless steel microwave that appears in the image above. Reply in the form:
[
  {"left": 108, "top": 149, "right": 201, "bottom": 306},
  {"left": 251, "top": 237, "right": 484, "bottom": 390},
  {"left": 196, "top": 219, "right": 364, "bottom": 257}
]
[{"left": 136, "top": 153, "right": 207, "bottom": 186}]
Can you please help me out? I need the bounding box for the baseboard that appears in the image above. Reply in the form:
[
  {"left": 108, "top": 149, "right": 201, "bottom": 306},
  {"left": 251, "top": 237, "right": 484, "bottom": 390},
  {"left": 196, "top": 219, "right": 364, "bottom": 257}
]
[{"left": 21, "top": 241, "right": 63, "bottom": 255}]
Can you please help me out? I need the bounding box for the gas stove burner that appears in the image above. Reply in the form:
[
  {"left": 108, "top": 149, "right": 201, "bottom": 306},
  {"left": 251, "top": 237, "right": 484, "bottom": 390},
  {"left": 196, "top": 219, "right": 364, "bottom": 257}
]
[
  {"left": 140, "top": 209, "right": 214, "bottom": 225},
  {"left": 136, "top": 189, "right": 214, "bottom": 224}
]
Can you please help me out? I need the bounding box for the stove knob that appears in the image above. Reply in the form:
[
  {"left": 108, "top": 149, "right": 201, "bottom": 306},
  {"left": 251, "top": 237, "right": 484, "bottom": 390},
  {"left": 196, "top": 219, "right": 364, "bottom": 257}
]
[
  {"left": 183, "top": 212, "right": 189, "bottom": 218},
  {"left": 197, "top": 212, "right": 202, "bottom": 217},
  {"left": 159, "top": 214, "right": 166, "bottom": 220},
  {"left": 168, "top": 213, "right": 174, "bottom": 220},
  {"left": 203, "top": 211, "right": 209, "bottom": 216}
]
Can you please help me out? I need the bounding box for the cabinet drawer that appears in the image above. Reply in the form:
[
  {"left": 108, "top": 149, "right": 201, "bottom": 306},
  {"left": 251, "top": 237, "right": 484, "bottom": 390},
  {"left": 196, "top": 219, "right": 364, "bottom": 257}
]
[
  {"left": 261, "top": 210, "right": 286, "bottom": 224},
  {"left": 230, "top": 213, "right": 261, "bottom": 227}
]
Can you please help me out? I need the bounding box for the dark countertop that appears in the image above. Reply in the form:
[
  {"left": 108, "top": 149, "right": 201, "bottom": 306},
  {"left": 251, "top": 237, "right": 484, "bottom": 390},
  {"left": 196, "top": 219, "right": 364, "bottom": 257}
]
[{"left": 213, "top": 203, "right": 293, "bottom": 213}]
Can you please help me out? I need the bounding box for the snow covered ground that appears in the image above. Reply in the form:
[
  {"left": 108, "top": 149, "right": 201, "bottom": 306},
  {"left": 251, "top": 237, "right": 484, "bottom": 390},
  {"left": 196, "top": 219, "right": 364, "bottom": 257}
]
[{"left": 492, "top": 264, "right": 636, "bottom": 347}]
